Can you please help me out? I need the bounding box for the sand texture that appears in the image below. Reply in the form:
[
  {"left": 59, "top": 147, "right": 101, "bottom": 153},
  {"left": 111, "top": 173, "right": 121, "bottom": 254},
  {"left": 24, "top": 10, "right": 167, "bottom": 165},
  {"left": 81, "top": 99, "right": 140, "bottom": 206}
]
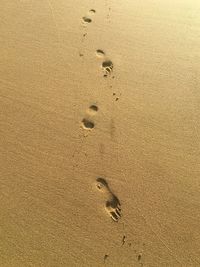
[{"left": 1, "top": 0, "right": 200, "bottom": 266}]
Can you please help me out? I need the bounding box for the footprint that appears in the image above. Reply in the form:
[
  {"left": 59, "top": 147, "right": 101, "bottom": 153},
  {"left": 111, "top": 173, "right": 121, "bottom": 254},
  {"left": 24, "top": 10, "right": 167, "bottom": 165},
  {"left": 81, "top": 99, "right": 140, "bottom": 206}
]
[
  {"left": 87, "top": 104, "right": 98, "bottom": 115},
  {"left": 82, "top": 9, "right": 96, "bottom": 24},
  {"left": 81, "top": 104, "right": 98, "bottom": 130},
  {"left": 101, "top": 60, "right": 113, "bottom": 76},
  {"left": 82, "top": 118, "right": 95, "bottom": 130},
  {"left": 96, "top": 49, "right": 105, "bottom": 58},
  {"left": 89, "top": 9, "right": 96, "bottom": 14},
  {"left": 96, "top": 177, "right": 121, "bottom": 222},
  {"left": 95, "top": 50, "right": 114, "bottom": 77},
  {"left": 82, "top": 16, "right": 92, "bottom": 23}
]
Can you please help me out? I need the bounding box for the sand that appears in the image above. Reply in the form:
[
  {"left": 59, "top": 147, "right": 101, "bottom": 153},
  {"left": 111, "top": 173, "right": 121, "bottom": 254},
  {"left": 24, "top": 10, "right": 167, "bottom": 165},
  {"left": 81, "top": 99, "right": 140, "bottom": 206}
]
[{"left": 1, "top": 0, "right": 200, "bottom": 266}]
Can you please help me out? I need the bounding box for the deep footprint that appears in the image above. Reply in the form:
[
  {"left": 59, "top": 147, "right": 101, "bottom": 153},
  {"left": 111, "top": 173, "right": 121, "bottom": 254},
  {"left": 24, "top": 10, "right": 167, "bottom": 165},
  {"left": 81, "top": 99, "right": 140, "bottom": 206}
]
[
  {"left": 96, "top": 177, "right": 121, "bottom": 222},
  {"left": 101, "top": 60, "right": 113, "bottom": 76},
  {"left": 82, "top": 118, "right": 95, "bottom": 129},
  {"left": 82, "top": 16, "right": 92, "bottom": 23}
]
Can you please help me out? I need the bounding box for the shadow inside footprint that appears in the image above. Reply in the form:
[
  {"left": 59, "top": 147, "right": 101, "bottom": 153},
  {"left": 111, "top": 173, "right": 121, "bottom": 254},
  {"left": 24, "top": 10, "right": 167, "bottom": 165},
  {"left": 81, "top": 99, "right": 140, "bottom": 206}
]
[
  {"left": 96, "top": 49, "right": 105, "bottom": 58},
  {"left": 102, "top": 60, "right": 113, "bottom": 75},
  {"left": 82, "top": 118, "right": 94, "bottom": 129},
  {"left": 89, "top": 9, "right": 96, "bottom": 14},
  {"left": 96, "top": 177, "right": 108, "bottom": 188},
  {"left": 89, "top": 105, "right": 98, "bottom": 112},
  {"left": 82, "top": 16, "right": 92, "bottom": 23},
  {"left": 87, "top": 104, "right": 98, "bottom": 116},
  {"left": 96, "top": 177, "right": 121, "bottom": 222}
]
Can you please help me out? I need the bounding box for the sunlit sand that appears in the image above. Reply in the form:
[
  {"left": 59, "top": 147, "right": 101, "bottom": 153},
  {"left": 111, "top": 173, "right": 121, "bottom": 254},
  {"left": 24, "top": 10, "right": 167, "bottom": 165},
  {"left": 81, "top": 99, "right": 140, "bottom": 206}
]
[{"left": 1, "top": 0, "right": 200, "bottom": 266}]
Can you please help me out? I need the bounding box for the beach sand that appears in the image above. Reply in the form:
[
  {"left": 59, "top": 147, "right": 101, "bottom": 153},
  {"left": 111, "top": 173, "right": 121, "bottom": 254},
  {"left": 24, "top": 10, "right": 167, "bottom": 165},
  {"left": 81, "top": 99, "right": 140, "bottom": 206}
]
[{"left": 0, "top": 0, "right": 200, "bottom": 266}]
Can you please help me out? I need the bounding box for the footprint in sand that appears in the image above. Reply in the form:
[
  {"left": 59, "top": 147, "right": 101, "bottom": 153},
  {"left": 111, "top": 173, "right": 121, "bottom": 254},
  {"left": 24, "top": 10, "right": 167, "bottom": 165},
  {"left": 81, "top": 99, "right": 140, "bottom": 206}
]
[
  {"left": 87, "top": 104, "right": 98, "bottom": 115},
  {"left": 82, "top": 16, "right": 92, "bottom": 23},
  {"left": 95, "top": 50, "right": 114, "bottom": 77},
  {"left": 96, "top": 177, "right": 121, "bottom": 222},
  {"left": 81, "top": 104, "right": 98, "bottom": 130},
  {"left": 81, "top": 118, "right": 95, "bottom": 130},
  {"left": 82, "top": 9, "right": 96, "bottom": 24},
  {"left": 96, "top": 49, "right": 105, "bottom": 58},
  {"left": 102, "top": 60, "right": 114, "bottom": 76},
  {"left": 89, "top": 9, "right": 96, "bottom": 14}
]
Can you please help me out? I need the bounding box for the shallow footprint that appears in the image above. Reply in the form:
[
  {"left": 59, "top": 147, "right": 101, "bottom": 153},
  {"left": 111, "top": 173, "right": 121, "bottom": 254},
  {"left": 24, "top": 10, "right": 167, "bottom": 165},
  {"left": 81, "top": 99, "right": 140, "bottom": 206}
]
[
  {"left": 89, "top": 9, "right": 96, "bottom": 14},
  {"left": 96, "top": 49, "right": 105, "bottom": 58},
  {"left": 96, "top": 177, "right": 121, "bottom": 222},
  {"left": 87, "top": 104, "right": 98, "bottom": 115}
]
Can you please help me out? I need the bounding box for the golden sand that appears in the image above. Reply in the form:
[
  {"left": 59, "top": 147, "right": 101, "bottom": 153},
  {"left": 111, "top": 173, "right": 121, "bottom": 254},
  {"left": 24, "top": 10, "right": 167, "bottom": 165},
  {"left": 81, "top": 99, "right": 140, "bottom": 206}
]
[{"left": 0, "top": 0, "right": 200, "bottom": 266}]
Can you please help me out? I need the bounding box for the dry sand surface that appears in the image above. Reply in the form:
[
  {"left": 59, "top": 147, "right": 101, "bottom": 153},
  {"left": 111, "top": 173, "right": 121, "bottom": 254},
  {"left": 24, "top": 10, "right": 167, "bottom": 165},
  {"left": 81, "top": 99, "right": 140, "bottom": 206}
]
[{"left": 1, "top": 0, "right": 200, "bottom": 266}]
